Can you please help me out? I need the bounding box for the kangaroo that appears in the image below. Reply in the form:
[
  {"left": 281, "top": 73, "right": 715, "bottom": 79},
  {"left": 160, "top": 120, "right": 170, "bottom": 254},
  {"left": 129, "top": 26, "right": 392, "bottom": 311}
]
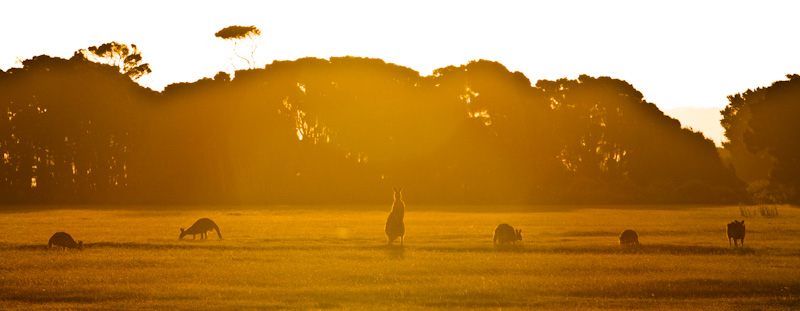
[
  {"left": 727, "top": 220, "right": 745, "bottom": 248},
  {"left": 385, "top": 188, "right": 405, "bottom": 245},
  {"left": 180, "top": 218, "right": 223, "bottom": 240},
  {"left": 48, "top": 232, "right": 83, "bottom": 251},
  {"left": 493, "top": 223, "right": 522, "bottom": 245},
  {"left": 619, "top": 229, "right": 639, "bottom": 245}
]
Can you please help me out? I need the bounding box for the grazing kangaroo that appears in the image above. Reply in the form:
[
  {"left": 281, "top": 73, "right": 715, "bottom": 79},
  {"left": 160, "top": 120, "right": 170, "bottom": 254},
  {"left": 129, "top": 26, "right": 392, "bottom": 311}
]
[
  {"left": 48, "top": 232, "right": 83, "bottom": 251},
  {"left": 180, "top": 218, "right": 223, "bottom": 240},
  {"left": 619, "top": 229, "right": 639, "bottom": 245},
  {"left": 493, "top": 224, "right": 522, "bottom": 245},
  {"left": 727, "top": 220, "right": 745, "bottom": 248},
  {"left": 385, "top": 188, "right": 405, "bottom": 245}
]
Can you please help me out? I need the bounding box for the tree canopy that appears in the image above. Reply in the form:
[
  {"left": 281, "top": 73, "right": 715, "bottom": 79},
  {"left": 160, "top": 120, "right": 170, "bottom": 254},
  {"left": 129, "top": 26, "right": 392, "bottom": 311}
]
[
  {"left": 722, "top": 74, "right": 800, "bottom": 203},
  {"left": 215, "top": 25, "right": 261, "bottom": 40},
  {"left": 74, "top": 42, "right": 152, "bottom": 81},
  {"left": 215, "top": 25, "right": 262, "bottom": 70},
  {"left": 1, "top": 53, "right": 752, "bottom": 206}
]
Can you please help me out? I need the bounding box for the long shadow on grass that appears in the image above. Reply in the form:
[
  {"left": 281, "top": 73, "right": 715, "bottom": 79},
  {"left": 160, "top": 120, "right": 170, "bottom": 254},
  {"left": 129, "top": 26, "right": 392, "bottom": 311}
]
[
  {"left": 567, "top": 278, "right": 800, "bottom": 299},
  {"left": 5, "top": 242, "right": 329, "bottom": 252},
  {"left": 4, "top": 242, "right": 774, "bottom": 257},
  {"left": 417, "top": 244, "right": 761, "bottom": 256},
  {"left": 1, "top": 293, "right": 117, "bottom": 303},
  {"left": 7, "top": 242, "right": 410, "bottom": 252},
  {"left": 381, "top": 244, "right": 406, "bottom": 259}
]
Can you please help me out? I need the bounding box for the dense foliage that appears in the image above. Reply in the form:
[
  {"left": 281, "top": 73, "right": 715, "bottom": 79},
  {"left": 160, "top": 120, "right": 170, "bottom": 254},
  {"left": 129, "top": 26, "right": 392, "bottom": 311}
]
[
  {"left": 74, "top": 42, "right": 152, "bottom": 81},
  {"left": 721, "top": 74, "right": 800, "bottom": 203},
  {"left": 1, "top": 54, "right": 748, "bottom": 205}
]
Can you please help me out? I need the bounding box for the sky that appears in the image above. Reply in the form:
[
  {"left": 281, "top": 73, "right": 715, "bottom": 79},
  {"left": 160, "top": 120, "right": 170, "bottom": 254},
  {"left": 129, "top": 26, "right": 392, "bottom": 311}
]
[{"left": 2, "top": 1, "right": 799, "bottom": 145}]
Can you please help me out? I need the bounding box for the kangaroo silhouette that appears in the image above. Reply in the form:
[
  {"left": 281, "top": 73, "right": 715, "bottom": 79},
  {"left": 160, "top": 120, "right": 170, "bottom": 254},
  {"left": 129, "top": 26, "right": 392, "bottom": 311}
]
[
  {"left": 618, "top": 229, "right": 639, "bottom": 245},
  {"left": 493, "top": 224, "right": 522, "bottom": 245},
  {"left": 727, "top": 220, "right": 745, "bottom": 248},
  {"left": 49, "top": 232, "right": 83, "bottom": 250},
  {"left": 180, "top": 218, "right": 223, "bottom": 240},
  {"left": 385, "top": 188, "right": 405, "bottom": 245}
]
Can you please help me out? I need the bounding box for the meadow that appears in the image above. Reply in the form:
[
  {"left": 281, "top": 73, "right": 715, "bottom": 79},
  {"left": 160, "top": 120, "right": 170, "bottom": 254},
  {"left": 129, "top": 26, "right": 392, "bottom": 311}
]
[{"left": 1, "top": 205, "right": 799, "bottom": 310}]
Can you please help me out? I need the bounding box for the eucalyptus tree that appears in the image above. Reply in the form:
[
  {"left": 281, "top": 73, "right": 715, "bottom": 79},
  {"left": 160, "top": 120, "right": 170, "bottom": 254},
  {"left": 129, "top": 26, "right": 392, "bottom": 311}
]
[
  {"left": 73, "top": 42, "right": 152, "bottom": 81},
  {"left": 0, "top": 55, "right": 153, "bottom": 203},
  {"left": 720, "top": 88, "right": 774, "bottom": 185},
  {"left": 734, "top": 74, "right": 800, "bottom": 202},
  {"left": 215, "top": 25, "right": 262, "bottom": 70}
]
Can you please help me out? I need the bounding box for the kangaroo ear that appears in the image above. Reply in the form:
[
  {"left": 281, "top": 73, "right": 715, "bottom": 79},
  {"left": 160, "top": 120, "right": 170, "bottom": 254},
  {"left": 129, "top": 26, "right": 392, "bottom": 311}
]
[
  {"left": 393, "top": 188, "right": 397, "bottom": 192},
  {"left": 180, "top": 228, "right": 184, "bottom": 233},
  {"left": 399, "top": 188, "right": 403, "bottom": 192}
]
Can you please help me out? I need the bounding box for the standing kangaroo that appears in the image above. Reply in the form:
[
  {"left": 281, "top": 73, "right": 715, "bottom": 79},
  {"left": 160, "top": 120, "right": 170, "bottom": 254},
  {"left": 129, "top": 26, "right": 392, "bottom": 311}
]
[
  {"left": 727, "top": 220, "right": 745, "bottom": 248},
  {"left": 385, "top": 188, "right": 405, "bottom": 245},
  {"left": 180, "top": 218, "right": 223, "bottom": 240},
  {"left": 48, "top": 232, "right": 84, "bottom": 251}
]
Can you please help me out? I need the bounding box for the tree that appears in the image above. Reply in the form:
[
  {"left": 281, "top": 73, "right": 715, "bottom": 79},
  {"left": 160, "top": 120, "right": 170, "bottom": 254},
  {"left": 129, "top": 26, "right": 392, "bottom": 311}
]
[
  {"left": 1, "top": 52, "right": 749, "bottom": 205},
  {"left": 738, "top": 74, "right": 800, "bottom": 202},
  {"left": 720, "top": 88, "right": 774, "bottom": 185},
  {"left": 0, "top": 55, "right": 154, "bottom": 204},
  {"left": 74, "top": 42, "right": 152, "bottom": 81},
  {"left": 537, "top": 75, "right": 744, "bottom": 203},
  {"left": 215, "top": 25, "right": 262, "bottom": 70}
]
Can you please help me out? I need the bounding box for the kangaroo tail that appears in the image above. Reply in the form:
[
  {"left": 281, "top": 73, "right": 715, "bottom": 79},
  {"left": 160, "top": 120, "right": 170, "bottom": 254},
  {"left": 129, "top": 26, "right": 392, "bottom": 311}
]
[{"left": 214, "top": 223, "right": 223, "bottom": 239}]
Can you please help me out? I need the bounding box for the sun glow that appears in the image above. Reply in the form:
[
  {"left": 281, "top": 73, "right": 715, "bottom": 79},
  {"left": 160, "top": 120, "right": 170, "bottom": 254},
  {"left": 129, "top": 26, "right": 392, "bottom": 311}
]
[{"left": 471, "top": 109, "right": 492, "bottom": 126}]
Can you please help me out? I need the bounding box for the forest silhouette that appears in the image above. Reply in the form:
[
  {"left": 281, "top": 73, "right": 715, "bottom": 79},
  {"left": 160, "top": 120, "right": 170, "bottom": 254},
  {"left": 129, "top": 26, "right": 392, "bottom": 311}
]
[{"left": 1, "top": 45, "right": 798, "bottom": 206}]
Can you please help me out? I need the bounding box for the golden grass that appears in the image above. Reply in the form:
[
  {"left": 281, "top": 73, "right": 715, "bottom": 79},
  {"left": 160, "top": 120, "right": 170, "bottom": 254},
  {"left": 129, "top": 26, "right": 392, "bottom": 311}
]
[{"left": 1, "top": 205, "right": 799, "bottom": 310}]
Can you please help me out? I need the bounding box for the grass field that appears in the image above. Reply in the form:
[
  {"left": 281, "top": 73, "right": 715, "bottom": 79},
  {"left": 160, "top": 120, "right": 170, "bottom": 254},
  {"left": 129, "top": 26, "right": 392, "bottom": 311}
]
[{"left": 1, "top": 205, "right": 799, "bottom": 310}]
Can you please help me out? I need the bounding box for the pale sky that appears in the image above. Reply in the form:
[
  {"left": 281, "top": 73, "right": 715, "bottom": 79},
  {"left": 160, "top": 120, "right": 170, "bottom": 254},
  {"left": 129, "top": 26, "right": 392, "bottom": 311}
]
[{"left": 2, "top": 1, "right": 799, "bottom": 145}]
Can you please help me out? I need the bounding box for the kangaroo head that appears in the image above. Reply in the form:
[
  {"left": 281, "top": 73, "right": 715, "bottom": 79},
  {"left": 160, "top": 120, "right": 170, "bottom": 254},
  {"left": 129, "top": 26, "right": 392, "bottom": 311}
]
[
  {"left": 77, "top": 241, "right": 84, "bottom": 250},
  {"left": 179, "top": 228, "right": 185, "bottom": 239},
  {"left": 393, "top": 188, "right": 403, "bottom": 200},
  {"left": 516, "top": 229, "right": 523, "bottom": 241}
]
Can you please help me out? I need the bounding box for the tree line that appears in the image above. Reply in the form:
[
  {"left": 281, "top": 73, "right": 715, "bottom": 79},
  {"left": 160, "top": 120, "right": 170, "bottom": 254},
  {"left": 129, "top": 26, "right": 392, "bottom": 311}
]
[
  {"left": 721, "top": 74, "right": 800, "bottom": 204},
  {"left": 4, "top": 43, "right": 795, "bottom": 205}
]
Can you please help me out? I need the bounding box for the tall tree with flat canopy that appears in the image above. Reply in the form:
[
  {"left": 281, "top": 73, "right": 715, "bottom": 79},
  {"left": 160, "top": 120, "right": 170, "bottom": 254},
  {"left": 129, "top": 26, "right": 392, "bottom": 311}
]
[
  {"left": 215, "top": 25, "right": 262, "bottom": 70},
  {"left": 73, "top": 42, "right": 152, "bottom": 81}
]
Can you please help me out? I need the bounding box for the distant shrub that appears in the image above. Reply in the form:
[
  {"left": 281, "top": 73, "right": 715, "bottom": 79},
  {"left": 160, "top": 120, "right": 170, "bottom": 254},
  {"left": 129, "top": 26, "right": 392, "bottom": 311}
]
[
  {"left": 748, "top": 181, "right": 793, "bottom": 205},
  {"left": 739, "top": 204, "right": 779, "bottom": 217},
  {"left": 758, "top": 205, "right": 779, "bottom": 217},
  {"left": 739, "top": 206, "right": 755, "bottom": 217}
]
